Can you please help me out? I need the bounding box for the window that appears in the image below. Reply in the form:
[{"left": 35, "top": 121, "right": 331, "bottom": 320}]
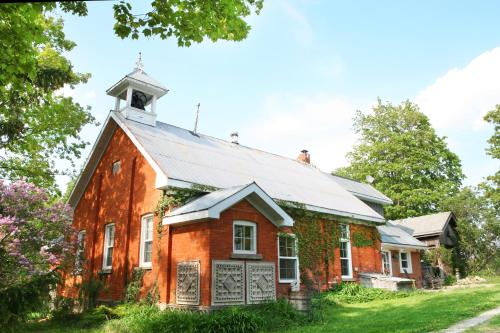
[
  {"left": 103, "top": 224, "right": 115, "bottom": 270},
  {"left": 399, "top": 250, "right": 412, "bottom": 273},
  {"left": 74, "top": 230, "right": 86, "bottom": 274},
  {"left": 339, "top": 224, "right": 352, "bottom": 278},
  {"left": 112, "top": 160, "right": 121, "bottom": 175},
  {"left": 233, "top": 221, "right": 256, "bottom": 254},
  {"left": 381, "top": 250, "right": 392, "bottom": 276},
  {"left": 140, "top": 214, "right": 154, "bottom": 267},
  {"left": 278, "top": 234, "right": 299, "bottom": 282}
]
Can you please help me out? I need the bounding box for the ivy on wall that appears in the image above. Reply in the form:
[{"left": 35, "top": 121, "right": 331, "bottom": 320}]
[{"left": 352, "top": 230, "right": 378, "bottom": 248}]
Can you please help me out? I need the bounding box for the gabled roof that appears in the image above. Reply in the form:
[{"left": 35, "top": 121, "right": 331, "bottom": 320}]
[
  {"left": 163, "top": 182, "right": 294, "bottom": 227},
  {"left": 391, "top": 212, "right": 456, "bottom": 237},
  {"left": 106, "top": 69, "right": 168, "bottom": 98},
  {"left": 377, "top": 222, "right": 427, "bottom": 249},
  {"left": 330, "top": 174, "right": 393, "bottom": 205},
  {"left": 69, "top": 111, "right": 387, "bottom": 224}
]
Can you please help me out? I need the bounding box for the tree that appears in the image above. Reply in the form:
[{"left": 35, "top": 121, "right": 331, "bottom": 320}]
[
  {"left": 112, "top": 0, "right": 263, "bottom": 46},
  {"left": 481, "top": 105, "right": 499, "bottom": 216},
  {"left": 0, "top": 3, "right": 96, "bottom": 191},
  {"left": 335, "top": 99, "right": 464, "bottom": 220},
  {"left": 441, "top": 187, "right": 499, "bottom": 274}
]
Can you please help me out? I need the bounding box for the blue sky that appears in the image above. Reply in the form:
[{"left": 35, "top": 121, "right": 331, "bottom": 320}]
[{"left": 57, "top": 0, "right": 499, "bottom": 191}]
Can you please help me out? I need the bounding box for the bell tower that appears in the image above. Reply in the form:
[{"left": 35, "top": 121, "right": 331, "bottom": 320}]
[{"left": 106, "top": 53, "right": 168, "bottom": 126}]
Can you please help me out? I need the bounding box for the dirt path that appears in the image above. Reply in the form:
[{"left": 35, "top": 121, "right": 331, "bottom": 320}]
[{"left": 439, "top": 306, "right": 500, "bottom": 333}]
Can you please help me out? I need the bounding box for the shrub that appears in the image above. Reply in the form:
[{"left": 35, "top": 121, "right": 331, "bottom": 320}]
[
  {"left": 444, "top": 275, "right": 457, "bottom": 286},
  {"left": 322, "top": 282, "right": 419, "bottom": 304}
]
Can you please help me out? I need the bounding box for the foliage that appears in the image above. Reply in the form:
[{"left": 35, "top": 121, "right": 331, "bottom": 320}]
[
  {"left": 77, "top": 276, "right": 107, "bottom": 311},
  {"left": 481, "top": 105, "right": 499, "bottom": 218},
  {"left": 0, "top": 180, "right": 75, "bottom": 290},
  {"left": 444, "top": 275, "right": 457, "bottom": 286},
  {"left": 351, "top": 230, "right": 376, "bottom": 247},
  {"left": 335, "top": 99, "right": 464, "bottom": 220},
  {"left": 124, "top": 269, "right": 145, "bottom": 303},
  {"left": 0, "top": 271, "right": 59, "bottom": 329},
  {"left": 112, "top": 0, "right": 264, "bottom": 46},
  {"left": 441, "top": 187, "right": 499, "bottom": 274},
  {"left": 0, "top": 3, "right": 97, "bottom": 192},
  {"left": 155, "top": 184, "right": 217, "bottom": 218},
  {"left": 321, "top": 282, "right": 418, "bottom": 304}
]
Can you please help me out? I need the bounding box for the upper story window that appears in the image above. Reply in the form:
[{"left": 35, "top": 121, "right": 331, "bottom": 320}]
[
  {"left": 233, "top": 221, "right": 256, "bottom": 254},
  {"left": 140, "top": 214, "right": 154, "bottom": 268},
  {"left": 112, "top": 160, "right": 121, "bottom": 175},
  {"left": 74, "top": 230, "right": 86, "bottom": 274},
  {"left": 103, "top": 223, "right": 115, "bottom": 270},
  {"left": 278, "top": 234, "right": 299, "bottom": 283},
  {"left": 339, "top": 224, "right": 352, "bottom": 278},
  {"left": 399, "top": 250, "right": 413, "bottom": 273}
]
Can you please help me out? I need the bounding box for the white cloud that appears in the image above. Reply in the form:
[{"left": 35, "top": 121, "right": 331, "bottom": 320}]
[
  {"left": 241, "top": 93, "right": 363, "bottom": 172},
  {"left": 55, "top": 84, "right": 97, "bottom": 105},
  {"left": 276, "top": 0, "right": 313, "bottom": 45},
  {"left": 416, "top": 47, "right": 500, "bottom": 130}
]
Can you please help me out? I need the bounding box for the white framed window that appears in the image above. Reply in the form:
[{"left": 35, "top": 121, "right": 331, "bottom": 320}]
[
  {"left": 381, "top": 250, "right": 392, "bottom": 276},
  {"left": 278, "top": 234, "right": 299, "bottom": 283},
  {"left": 399, "top": 250, "right": 413, "bottom": 273},
  {"left": 339, "top": 224, "right": 352, "bottom": 278},
  {"left": 74, "top": 230, "right": 86, "bottom": 274},
  {"left": 102, "top": 224, "right": 115, "bottom": 270},
  {"left": 140, "top": 214, "right": 154, "bottom": 268},
  {"left": 233, "top": 221, "right": 256, "bottom": 254}
]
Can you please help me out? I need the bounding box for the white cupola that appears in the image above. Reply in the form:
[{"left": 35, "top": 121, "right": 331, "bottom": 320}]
[{"left": 106, "top": 53, "right": 168, "bottom": 126}]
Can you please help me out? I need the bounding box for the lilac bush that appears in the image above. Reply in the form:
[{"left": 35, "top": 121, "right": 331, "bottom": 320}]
[{"left": 0, "top": 180, "right": 75, "bottom": 289}]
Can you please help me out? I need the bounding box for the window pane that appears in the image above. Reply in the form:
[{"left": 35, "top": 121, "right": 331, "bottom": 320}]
[
  {"left": 146, "top": 218, "right": 153, "bottom": 240},
  {"left": 244, "top": 225, "right": 252, "bottom": 238},
  {"left": 244, "top": 238, "right": 251, "bottom": 251},
  {"left": 106, "top": 247, "right": 113, "bottom": 267},
  {"left": 235, "top": 225, "right": 243, "bottom": 238},
  {"left": 401, "top": 252, "right": 407, "bottom": 260},
  {"left": 144, "top": 241, "right": 152, "bottom": 263},
  {"left": 341, "top": 258, "right": 349, "bottom": 276},
  {"left": 340, "top": 242, "right": 347, "bottom": 258},
  {"left": 107, "top": 226, "right": 115, "bottom": 246},
  {"left": 279, "top": 238, "right": 286, "bottom": 256},
  {"left": 280, "top": 258, "right": 296, "bottom": 280}
]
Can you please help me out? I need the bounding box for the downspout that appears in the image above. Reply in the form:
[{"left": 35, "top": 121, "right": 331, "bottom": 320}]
[
  {"left": 123, "top": 157, "right": 137, "bottom": 287},
  {"left": 166, "top": 225, "right": 173, "bottom": 304},
  {"left": 89, "top": 174, "right": 104, "bottom": 276}
]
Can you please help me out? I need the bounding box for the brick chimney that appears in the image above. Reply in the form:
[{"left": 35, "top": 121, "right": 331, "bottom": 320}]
[{"left": 297, "top": 149, "right": 310, "bottom": 164}]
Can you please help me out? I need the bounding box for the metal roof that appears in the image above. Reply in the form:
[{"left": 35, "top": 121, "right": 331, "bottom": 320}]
[
  {"left": 330, "top": 174, "right": 393, "bottom": 205},
  {"left": 377, "top": 222, "right": 427, "bottom": 249},
  {"left": 164, "top": 182, "right": 294, "bottom": 226},
  {"left": 391, "top": 212, "right": 455, "bottom": 237},
  {"left": 106, "top": 69, "right": 168, "bottom": 98},
  {"left": 115, "top": 113, "right": 385, "bottom": 224}
]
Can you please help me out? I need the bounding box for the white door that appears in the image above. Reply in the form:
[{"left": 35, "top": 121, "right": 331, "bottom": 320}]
[{"left": 382, "top": 251, "right": 392, "bottom": 276}]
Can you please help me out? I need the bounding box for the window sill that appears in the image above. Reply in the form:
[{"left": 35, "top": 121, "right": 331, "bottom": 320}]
[
  {"left": 99, "top": 268, "right": 112, "bottom": 275},
  {"left": 341, "top": 277, "right": 356, "bottom": 282},
  {"left": 279, "top": 280, "right": 298, "bottom": 284},
  {"left": 137, "top": 265, "right": 152, "bottom": 270},
  {"left": 231, "top": 253, "right": 262, "bottom": 260}
]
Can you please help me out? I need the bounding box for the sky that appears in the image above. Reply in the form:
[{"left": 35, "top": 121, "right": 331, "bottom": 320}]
[{"left": 57, "top": 0, "right": 499, "bottom": 191}]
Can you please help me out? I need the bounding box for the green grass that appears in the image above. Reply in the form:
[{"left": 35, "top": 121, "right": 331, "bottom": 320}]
[
  {"left": 464, "top": 315, "right": 500, "bottom": 333},
  {"left": 19, "top": 277, "right": 500, "bottom": 333},
  {"left": 287, "top": 282, "right": 500, "bottom": 333}
]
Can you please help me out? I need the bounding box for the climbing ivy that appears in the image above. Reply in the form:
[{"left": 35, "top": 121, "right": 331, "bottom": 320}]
[{"left": 352, "top": 229, "right": 378, "bottom": 247}]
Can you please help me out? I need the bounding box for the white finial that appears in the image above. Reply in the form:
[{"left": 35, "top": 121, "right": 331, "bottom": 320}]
[{"left": 135, "top": 52, "right": 144, "bottom": 72}]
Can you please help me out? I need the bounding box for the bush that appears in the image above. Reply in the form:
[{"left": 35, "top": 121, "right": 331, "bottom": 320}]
[
  {"left": 444, "top": 275, "right": 457, "bottom": 286},
  {"left": 322, "top": 282, "right": 419, "bottom": 304}
]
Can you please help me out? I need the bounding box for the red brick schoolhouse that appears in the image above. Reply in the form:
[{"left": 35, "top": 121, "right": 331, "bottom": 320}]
[{"left": 60, "top": 61, "right": 425, "bottom": 308}]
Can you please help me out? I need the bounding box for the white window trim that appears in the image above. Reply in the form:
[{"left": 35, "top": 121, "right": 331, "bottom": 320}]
[
  {"left": 399, "top": 250, "right": 413, "bottom": 274},
  {"left": 339, "top": 224, "right": 353, "bottom": 279},
  {"left": 278, "top": 233, "right": 300, "bottom": 283},
  {"left": 381, "top": 250, "right": 392, "bottom": 276},
  {"left": 102, "top": 223, "right": 115, "bottom": 270},
  {"left": 139, "top": 214, "right": 154, "bottom": 268},
  {"left": 75, "top": 230, "right": 86, "bottom": 273},
  {"left": 233, "top": 221, "right": 257, "bottom": 254}
]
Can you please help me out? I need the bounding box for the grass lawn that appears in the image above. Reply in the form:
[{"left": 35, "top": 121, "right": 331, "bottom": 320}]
[
  {"left": 464, "top": 315, "right": 500, "bottom": 332},
  {"left": 21, "top": 277, "right": 500, "bottom": 333}
]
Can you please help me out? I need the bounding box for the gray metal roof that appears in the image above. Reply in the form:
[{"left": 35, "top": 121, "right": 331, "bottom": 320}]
[
  {"left": 391, "top": 212, "right": 454, "bottom": 237},
  {"left": 377, "top": 222, "right": 427, "bottom": 248},
  {"left": 330, "top": 175, "right": 393, "bottom": 205},
  {"left": 116, "top": 113, "right": 385, "bottom": 223}
]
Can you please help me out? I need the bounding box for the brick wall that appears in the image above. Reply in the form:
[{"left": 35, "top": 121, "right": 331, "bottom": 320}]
[{"left": 390, "top": 249, "right": 423, "bottom": 287}]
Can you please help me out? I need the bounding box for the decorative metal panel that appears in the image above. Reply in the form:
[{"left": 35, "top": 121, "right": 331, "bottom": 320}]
[
  {"left": 176, "top": 261, "right": 200, "bottom": 305},
  {"left": 212, "top": 260, "right": 245, "bottom": 305},
  {"left": 246, "top": 262, "right": 276, "bottom": 304}
]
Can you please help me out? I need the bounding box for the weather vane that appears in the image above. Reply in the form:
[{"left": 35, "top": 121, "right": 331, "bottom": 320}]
[{"left": 135, "top": 52, "right": 144, "bottom": 72}]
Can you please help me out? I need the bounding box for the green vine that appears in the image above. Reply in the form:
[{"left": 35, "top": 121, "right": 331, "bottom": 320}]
[{"left": 352, "top": 230, "right": 376, "bottom": 247}]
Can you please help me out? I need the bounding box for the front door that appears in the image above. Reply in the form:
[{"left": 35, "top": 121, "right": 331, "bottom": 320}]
[{"left": 382, "top": 251, "right": 392, "bottom": 276}]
